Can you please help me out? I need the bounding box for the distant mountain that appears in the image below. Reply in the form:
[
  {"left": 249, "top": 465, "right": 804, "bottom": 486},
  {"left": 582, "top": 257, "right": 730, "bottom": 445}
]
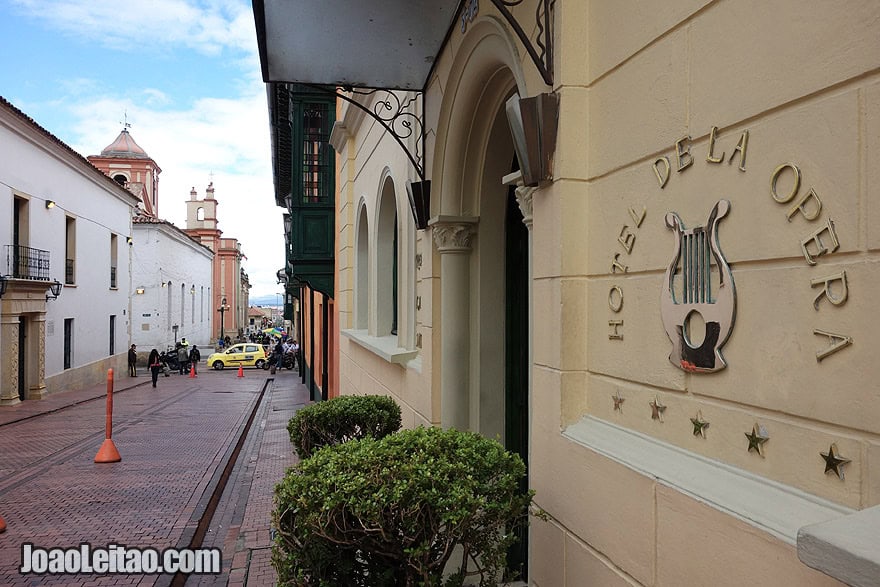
[{"left": 249, "top": 294, "right": 283, "bottom": 307}]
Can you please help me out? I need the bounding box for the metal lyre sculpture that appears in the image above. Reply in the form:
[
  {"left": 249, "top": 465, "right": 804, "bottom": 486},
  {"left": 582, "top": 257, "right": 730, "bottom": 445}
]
[{"left": 661, "top": 199, "right": 736, "bottom": 373}]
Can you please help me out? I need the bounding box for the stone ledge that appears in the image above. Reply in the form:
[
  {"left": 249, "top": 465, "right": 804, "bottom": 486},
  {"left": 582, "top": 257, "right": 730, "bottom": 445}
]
[
  {"left": 563, "top": 416, "right": 852, "bottom": 545},
  {"left": 797, "top": 505, "right": 880, "bottom": 587},
  {"left": 341, "top": 329, "right": 418, "bottom": 364}
]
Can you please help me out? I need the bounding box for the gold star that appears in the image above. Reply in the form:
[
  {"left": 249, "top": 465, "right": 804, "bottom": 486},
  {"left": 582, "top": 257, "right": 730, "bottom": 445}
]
[
  {"left": 745, "top": 424, "right": 769, "bottom": 456},
  {"left": 820, "top": 443, "right": 851, "bottom": 481},
  {"left": 690, "top": 411, "right": 709, "bottom": 438},
  {"left": 612, "top": 391, "right": 625, "bottom": 412},
  {"left": 649, "top": 396, "right": 666, "bottom": 422}
]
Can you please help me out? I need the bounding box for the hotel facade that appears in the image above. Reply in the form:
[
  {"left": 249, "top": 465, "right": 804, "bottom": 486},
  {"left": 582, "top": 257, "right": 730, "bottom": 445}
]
[{"left": 256, "top": 1, "right": 880, "bottom": 583}]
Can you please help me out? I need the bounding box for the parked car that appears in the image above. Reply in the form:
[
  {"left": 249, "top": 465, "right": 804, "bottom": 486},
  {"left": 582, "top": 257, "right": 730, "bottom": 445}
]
[{"left": 207, "top": 343, "right": 267, "bottom": 370}]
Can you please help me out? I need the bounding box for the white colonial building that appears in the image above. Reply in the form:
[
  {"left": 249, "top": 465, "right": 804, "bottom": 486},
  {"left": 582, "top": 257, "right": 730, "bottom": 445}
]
[
  {"left": 130, "top": 215, "right": 214, "bottom": 353},
  {"left": 0, "top": 96, "right": 139, "bottom": 403}
]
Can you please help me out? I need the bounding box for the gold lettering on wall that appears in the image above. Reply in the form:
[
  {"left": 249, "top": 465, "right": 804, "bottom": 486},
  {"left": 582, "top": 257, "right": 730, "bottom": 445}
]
[
  {"left": 787, "top": 187, "right": 823, "bottom": 222},
  {"left": 675, "top": 136, "right": 693, "bottom": 171},
  {"left": 729, "top": 130, "right": 749, "bottom": 171},
  {"left": 628, "top": 206, "right": 646, "bottom": 227},
  {"left": 611, "top": 253, "right": 628, "bottom": 274},
  {"left": 608, "top": 286, "right": 624, "bottom": 312},
  {"left": 801, "top": 218, "right": 840, "bottom": 265},
  {"left": 618, "top": 226, "right": 636, "bottom": 254},
  {"left": 653, "top": 157, "right": 671, "bottom": 188},
  {"left": 768, "top": 161, "right": 852, "bottom": 362},
  {"left": 706, "top": 126, "right": 725, "bottom": 164},
  {"left": 608, "top": 320, "right": 624, "bottom": 340},
  {"left": 814, "top": 329, "right": 853, "bottom": 362},
  {"left": 810, "top": 271, "right": 848, "bottom": 310},
  {"left": 771, "top": 163, "right": 802, "bottom": 204}
]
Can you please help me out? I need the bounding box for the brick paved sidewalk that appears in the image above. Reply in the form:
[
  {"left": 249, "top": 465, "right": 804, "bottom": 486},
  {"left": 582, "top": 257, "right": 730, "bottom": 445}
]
[
  {"left": 191, "top": 369, "right": 310, "bottom": 587},
  {"left": 0, "top": 369, "right": 149, "bottom": 427},
  {"left": 0, "top": 367, "right": 276, "bottom": 586}
]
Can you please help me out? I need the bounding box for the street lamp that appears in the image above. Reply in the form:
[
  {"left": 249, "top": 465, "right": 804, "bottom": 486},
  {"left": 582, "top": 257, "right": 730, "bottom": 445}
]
[
  {"left": 218, "top": 296, "right": 230, "bottom": 341},
  {"left": 276, "top": 292, "right": 284, "bottom": 326}
]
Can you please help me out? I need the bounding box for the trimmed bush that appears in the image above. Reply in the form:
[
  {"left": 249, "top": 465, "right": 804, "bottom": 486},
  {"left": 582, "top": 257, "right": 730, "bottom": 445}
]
[
  {"left": 273, "top": 426, "right": 533, "bottom": 587},
  {"left": 287, "top": 394, "right": 402, "bottom": 459}
]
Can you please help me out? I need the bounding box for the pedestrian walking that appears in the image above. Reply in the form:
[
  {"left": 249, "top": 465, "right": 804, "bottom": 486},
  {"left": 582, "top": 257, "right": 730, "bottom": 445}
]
[
  {"left": 189, "top": 345, "right": 201, "bottom": 375},
  {"left": 148, "top": 349, "right": 162, "bottom": 388},
  {"left": 272, "top": 340, "right": 285, "bottom": 374},
  {"left": 128, "top": 344, "right": 138, "bottom": 377}
]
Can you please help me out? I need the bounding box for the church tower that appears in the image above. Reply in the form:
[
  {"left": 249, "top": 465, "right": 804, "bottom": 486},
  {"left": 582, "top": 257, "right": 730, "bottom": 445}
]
[
  {"left": 88, "top": 127, "right": 161, "bottom": 217},
  {"left": 185, "top": 182, "right": 220, "bottom": 248}
]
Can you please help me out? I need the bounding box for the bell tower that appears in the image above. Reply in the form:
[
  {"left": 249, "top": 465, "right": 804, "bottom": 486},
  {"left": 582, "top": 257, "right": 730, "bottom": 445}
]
[
  {"left": 186, "top": 182, "right": 219, "bottom": 231},
  {"left": 88, "top": 125, "right": 161, "bottom": 217}
]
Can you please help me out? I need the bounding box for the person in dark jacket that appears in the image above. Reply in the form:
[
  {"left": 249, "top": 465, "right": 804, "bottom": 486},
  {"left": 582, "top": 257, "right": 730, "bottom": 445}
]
[
  {"left": 148, "top": 349, "right": 162, "bottom": 388},
  {"left": 189, "top": 345, "right": 201, "bottom": 375},
  {"left": 177, "top": 343, "right": 189, "bottom": 375},
  {"left": 128, "top": 344, "right": 138, "bottom": 377}
]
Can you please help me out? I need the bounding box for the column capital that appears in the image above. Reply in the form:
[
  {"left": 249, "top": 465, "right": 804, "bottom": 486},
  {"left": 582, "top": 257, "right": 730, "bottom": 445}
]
[
  {"left": 515, "top": 185, "right": 536, "bottom": 230},
  {"left": 430, "top": 217, "right": 478, "bottom": 253}
]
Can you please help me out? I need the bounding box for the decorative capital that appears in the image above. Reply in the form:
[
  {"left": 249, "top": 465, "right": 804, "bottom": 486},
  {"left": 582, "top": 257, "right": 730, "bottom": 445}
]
[
  {"left": 432, "top": 221, "right": 477, "bottom": 253},
  {"left": 515, "top": 185, "right": 536, "bottom": 229}
]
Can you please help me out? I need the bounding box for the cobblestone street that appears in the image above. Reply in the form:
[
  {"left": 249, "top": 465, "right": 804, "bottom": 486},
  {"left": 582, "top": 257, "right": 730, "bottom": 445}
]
[{"left": 0, "top": 368, "right": 307, "bottom": 586}]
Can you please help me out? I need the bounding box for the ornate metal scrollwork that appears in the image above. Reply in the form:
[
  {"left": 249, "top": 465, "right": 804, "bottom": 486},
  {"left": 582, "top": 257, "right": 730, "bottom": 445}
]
[
  {"left": 491, "top": 0, "right": 555, "bottom": 86},
  {"left": 333, "top": 86, "right": 427, "bottom": 183},
  {"left": 349, "top": 88, "right": 425, "bottom": 177}
]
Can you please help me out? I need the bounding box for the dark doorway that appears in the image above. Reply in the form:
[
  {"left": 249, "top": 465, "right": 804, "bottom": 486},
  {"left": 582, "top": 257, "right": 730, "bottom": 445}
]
[
  {"left": 504, "top": 182, "right": 529, "bottom": 579},
  {"left": 18, "top": 316, "right": 26, "bottom": 400}
]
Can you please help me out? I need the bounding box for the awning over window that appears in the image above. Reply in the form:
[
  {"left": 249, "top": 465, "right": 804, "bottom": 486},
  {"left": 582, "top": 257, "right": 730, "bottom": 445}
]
[{"left": 253, "top": 0, "right": 460, "bottom": 90}]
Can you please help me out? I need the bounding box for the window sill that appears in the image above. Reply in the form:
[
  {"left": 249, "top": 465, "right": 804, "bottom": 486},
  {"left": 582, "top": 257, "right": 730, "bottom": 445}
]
[
  {"left": 342, "top": 329, "right": 418, "bottom": 365},
  {"left": 563, "top": 417, "right": 852, "bottom": 546},
  {"left": 797, "top": 505, "right": 880, "bottom": 586}
]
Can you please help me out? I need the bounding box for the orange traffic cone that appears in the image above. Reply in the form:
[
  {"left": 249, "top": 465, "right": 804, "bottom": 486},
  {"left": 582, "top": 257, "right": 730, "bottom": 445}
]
[
  {"left": 95, "top": 369, "right": 122, "bottom": 463},
  {"left": 189, "top": 365, "right": 197, "bottom": 378},
  {"left": 0, "top": 514, "right": 6, "bottom": 533},
  {"left": 94, "top": 438, "right": 122, "bottom": 463},
  {"left": 237, "top": 365, "right": 244, "bottom": 378}
]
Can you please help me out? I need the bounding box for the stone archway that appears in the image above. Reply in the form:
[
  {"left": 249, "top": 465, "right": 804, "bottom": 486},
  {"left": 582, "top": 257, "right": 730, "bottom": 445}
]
[{"left": 0, "top": 281, "right": 50, "bottom": 404}]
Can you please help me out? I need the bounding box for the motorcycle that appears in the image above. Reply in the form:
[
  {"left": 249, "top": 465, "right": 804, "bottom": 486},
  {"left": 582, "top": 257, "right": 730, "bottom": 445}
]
[
  {"left": 160, "top": 348, "right": 182, "bottom": 375},
  {"left": 263, "top": 351, "right": 297, "bottom": 371}
]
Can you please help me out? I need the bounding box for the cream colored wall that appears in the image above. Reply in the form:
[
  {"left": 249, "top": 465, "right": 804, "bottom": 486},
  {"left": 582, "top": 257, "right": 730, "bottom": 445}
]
[
  {"left": 333, "top": 0, "right": 877, "bottom": 584},
  {"left": 528, "top": 0, "right": 878, "bottom": 584},
  {"left": 334, "top": 93, "right": 435, "bottom": 427}
]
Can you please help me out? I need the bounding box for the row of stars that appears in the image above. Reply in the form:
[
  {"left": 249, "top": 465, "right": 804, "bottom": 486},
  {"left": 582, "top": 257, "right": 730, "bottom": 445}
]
[{"left": 611, "top": 392, "right": 851, "bottom": 480}]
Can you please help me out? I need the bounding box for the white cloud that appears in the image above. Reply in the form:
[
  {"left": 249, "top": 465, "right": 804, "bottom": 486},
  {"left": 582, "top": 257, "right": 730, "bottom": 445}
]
[
  {"left": 10, "top": 0, "right": 256, "bottom": 55},
  {"left": 8, "top": 0, "right": 287, "bottom": 299},
  {"left": 65, "top": 89, "right": 285, "bottom": 299}
]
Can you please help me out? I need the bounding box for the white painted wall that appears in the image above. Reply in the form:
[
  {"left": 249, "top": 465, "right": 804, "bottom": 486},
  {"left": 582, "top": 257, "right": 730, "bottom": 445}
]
[
  {"left": 0, "top": 101, "right": 138, "bottom": 385},
  {"left": 130, "top": 221, "right": 214, "bottom": 353}
]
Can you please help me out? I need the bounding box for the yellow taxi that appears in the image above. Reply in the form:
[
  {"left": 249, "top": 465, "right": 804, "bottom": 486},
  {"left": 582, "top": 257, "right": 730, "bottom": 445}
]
[{"left": 207, "top": 343, "right": 267, "bottom": 370}]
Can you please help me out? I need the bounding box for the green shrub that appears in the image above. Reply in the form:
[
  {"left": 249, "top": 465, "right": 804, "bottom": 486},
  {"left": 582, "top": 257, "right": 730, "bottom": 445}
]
[
  {"left": 287, "top": 394, "right": 402, "bottom": 459},
  {"left": 273, "top": 426, "right": 533, "bottom": 587}
]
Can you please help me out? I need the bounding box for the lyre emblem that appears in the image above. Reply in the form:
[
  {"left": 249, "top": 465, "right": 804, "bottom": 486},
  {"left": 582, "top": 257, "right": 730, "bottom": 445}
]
[{"left": 661, "top": 200, "right": 736, "bottom": 373}]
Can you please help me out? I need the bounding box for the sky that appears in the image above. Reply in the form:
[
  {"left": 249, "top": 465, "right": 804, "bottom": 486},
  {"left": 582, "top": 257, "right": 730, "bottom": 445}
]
[{"left": 0, "top": 0, "right": 285, "bottom": 304}]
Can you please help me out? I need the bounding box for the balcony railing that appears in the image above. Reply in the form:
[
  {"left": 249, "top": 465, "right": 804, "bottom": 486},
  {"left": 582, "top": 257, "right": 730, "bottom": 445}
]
[
  {"left": 4, "top": 245, "right": 50, "bottom": 281},
  {"left": 65, "top": 258, "right": 75, "bottom": 285}
]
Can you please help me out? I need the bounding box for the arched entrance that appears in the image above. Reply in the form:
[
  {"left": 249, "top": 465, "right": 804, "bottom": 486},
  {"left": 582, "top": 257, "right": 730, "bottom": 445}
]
[{"left": 430, "top": 17, "right": 534, "bottom": 580}]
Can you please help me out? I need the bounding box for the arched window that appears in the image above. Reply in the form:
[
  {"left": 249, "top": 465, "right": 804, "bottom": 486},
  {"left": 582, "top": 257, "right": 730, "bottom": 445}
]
[
  {"left": 355, "top": 204, "right": 369, "bottom": 330},
  {"left": 376, "top": 179, "right": 398, "bottom": 337},
  {"left": 197, "top": 207, "right": 205, "bottom": 221},
  {"left": 113, "top": 174, "right": 127, "bottom": 186}
]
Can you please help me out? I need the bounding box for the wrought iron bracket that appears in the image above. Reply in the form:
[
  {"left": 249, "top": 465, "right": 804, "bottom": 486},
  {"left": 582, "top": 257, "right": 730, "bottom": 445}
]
[
  {"left": 306, "top": 84, "right": 427, "bottom": 183},
  {"left": 489, "top": 0, "right": 555, "bottom": 86}
]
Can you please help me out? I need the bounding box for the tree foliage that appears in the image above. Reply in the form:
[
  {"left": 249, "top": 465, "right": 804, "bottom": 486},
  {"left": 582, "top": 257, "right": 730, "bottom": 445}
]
[
  {"left": 287, "top": 394, "right": 402, "bottom": 459},
  {"left": 273, "top": 426, "right": 533, "bottom": 586}
]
